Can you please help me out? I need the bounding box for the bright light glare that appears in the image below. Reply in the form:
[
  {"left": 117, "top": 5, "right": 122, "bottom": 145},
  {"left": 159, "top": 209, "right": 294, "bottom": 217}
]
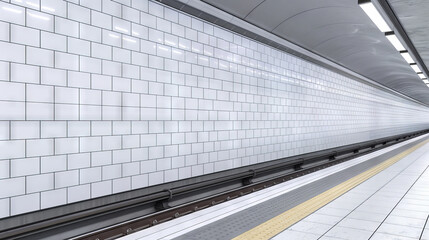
[
  {"left": 400, "top": 51, "right": 414, "bottom": 64},
  {"left": 26, "top": 1, "right": 39, "bottom": 8},
  {"left": 385, "top": 32, "right": 406, "bottom": 51},
  {"left": 2, "top": 7, "right": 22, "bottom": 13},
  {"left": 359, "top": 1, "right": 391, "bottom": 32},
  {"left": 418, "top": 73, "right": 426, "bottom": 79},
  {"left": 114, "top": 26, "right": 128, "bottom": 33},
  {"left": 410, "top": 64, "right": 422, "bottom": 73},
  {"left": 423, "top": 79, "right": 429, "bottom": 84},
  {"left": 41, "top": 6, "right": 55, "bottom": 12},
  {"left": 123, "top": 37, "right": 136, "bottom": 43},
  {"left": 27, "top": 12, "right": 50, "bottom": 20}
]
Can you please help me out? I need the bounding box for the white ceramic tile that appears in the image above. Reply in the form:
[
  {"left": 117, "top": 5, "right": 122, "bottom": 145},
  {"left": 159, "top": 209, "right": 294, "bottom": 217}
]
[
  {"left": 27, "top": 84, "right": 54, "bottom": 103},
  {"left": 68, "top": 153, "right": 90, "bottom": 169},
  {"left": 55, "top": 52, "right": 79, "bottom": 70},
  {"left": 41, "top": 188, "right": 67, "bottom": 208},
  {"left": 80, "top": 167, "right": 102, "bottom": 184},
  {"left": 91, "top": 180, "right": 112, "bottom": 198},
  {"left": 80, "top": 23, "right": 102, "bottom": 42},
  {"left": 41, "top": 31, "right": 66, "bottom": 51},
  {"left": 102, "top": 0, "right": 121, "bottom": 17},
  {"left": 67, "top": 2, "right": 90, "bottom": 22},
  {"left": 26, "top": 102, "right": 54, "bottom": 120},
  {"left": 10, "top": 121, "right": 39, "bottom": 140},
  {"left": 55, "top": 170, "right": 78, "bottom": 188},
  {"left": 0, "top": 62, "right": 9, "bottom": 81},
  {"left": 80, "top": 56, "right": 102, "bottom": 74},
  {"left": 0, "top": 102, "right": 25, "bottom": 120},
  {"left": 12, "top": 0, "right": 40, "bottom": 11},
  {"left": 123, "top": 5, "right": 139, "bottom": 23},
  {"left": 113, "top": 17, "right": 131, "bottom": 34},
  {"left": 79, "top": 0, "right": 100, "bottom": 10},
  {"left": 11, "top": 25, "right": 39, "bottom": 47},
  {"left": 26, "top": 173, "right": 53, "bottom": 192},
  {"left": 0, "top": 122, "right": 8, "bottom": 142},
  {"left": 41, "top": 155, "right": 66, "bottom": 173},
  {"left": 80, "top": 136, "right": 102, "bottom": 152},
  {"left": 11, "top": 157, "right": 40, "bottom": 177},
  {"left": 0, "top": 2, "right": 25, "bottom": 25},
  {"left": 92, "top": 74, "right": 112, "bottom": 90},
  {"left": 0, "top": 198, "right": 9, "bottom": 218},
  {"left": 140, "top": 12, "right": 156, "bottom": 28},
  {"left": 10, "top": 193, "right": 39, "bottom": 215},
  {"left": 26, "top": 9, "right": 53, "bottom": 31},
  {"left": 55, "top": 16, "right": 79, "bottom": 37},
  {"left": 27, "top": 47, "right": 54, "bottom": 67},
  {"left": 55, "top": 138, "right": 79, "bottom": 154},
  {"left": 91, "top": 10, "right": 112, "bottom": 29},
  {"left": 0, "top": 41, "right": 25, "bottom": 63},
  {"left": 0, "top": 177, "right": 25, "bottom": 198},
  {"left": 41, "top": 0, "right": 66, "bottom": 16},
  {"left": 68, "top": 37, "right": 90, "bottom": 56},
  {"left": 0, "top": 81, "right": 25, "bottom": 102},
  {"left": 11, "top": 63, "right": 39, "bottom": 84}
]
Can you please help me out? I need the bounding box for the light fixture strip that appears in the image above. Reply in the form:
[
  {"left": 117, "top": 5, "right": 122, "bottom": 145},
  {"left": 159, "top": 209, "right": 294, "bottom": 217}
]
[
  {"left": 358, "top": 0, "right": 391, "bottom": 32},
  {"left": 359, "top": 0, "right": 429, "bottom": 86},
  {"left": 400, "top": 51, "right": 414, "bottom": 64},
  {"left": 410, "top": 64, "right": 422, "bottom": 73},
  {"left": 385, "top": 32, "right": 406, "bottom": 51}
]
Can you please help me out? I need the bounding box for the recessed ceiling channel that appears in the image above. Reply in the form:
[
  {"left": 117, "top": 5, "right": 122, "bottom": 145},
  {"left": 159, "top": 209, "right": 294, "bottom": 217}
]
[{"left": 359, "top": 0, "right": 428, "bottom": 85}]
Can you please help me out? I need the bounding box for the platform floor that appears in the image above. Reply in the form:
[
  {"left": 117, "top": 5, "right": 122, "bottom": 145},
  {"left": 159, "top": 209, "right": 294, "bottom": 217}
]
[{"left": 120, "top": 134, "right": 429, "bottom": 240}]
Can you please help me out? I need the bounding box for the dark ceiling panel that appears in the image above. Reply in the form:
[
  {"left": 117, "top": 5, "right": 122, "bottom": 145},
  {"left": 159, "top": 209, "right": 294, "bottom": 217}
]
[{"left": 388, "top": 0, "right": 429, "bottom": 75}]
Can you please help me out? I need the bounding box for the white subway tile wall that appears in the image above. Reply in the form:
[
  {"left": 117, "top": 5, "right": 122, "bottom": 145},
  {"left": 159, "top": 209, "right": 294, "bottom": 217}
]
[{"left": 0, "top": 0, "right": 429, "bottom": 218}]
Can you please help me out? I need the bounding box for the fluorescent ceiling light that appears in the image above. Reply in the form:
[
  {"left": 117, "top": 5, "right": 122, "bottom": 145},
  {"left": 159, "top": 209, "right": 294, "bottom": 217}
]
[
  {"left": 423, "top": 79, "right": 429, "bottom": 84},
  {"left": 385, "top": 32, "right": 406, "bottom": 51},
  {"left": 359, "top": 0, "right": 391, "bottom": 32},
  {"left": 418, "top": 73, "right": 426, "bottom": 79},
  {"left": 410, "top": 64, "right": 422, "bottom": 73},
  {"left": 400, "top": 51, "right": 414, "bottom": 64}
]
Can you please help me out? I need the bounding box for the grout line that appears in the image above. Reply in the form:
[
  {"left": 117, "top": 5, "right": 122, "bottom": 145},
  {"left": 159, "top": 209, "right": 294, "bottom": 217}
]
[
  {"left": 315, "top": 145, "right": 429, "bottom": 239},
  {"left": 368, "top": 164, "right": 429, "bottom": 239},
  {"left": 420, "top": 215, "right": 429, "bottom": 240}
]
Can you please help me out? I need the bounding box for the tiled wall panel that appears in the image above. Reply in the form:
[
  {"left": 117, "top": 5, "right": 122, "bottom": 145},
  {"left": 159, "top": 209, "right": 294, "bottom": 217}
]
[{"left": 0, "top": 0, "right": 429, "bottom": 218}]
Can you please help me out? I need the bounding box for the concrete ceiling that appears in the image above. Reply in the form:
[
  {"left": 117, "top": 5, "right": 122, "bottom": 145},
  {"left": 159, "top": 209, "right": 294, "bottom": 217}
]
[{"left": 201, "top": 0, "right": 429, "bottom": 105}]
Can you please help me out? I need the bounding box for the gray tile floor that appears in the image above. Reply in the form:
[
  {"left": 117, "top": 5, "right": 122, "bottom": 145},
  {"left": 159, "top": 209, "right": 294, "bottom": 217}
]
[{"left": 272, "top": 143, "right": 429, "bottom": 240}]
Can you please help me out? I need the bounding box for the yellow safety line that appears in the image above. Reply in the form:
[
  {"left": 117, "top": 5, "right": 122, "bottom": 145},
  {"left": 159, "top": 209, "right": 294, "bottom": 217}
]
[{"left": 233, "top": 139, "right": 429, "bottom": 240}]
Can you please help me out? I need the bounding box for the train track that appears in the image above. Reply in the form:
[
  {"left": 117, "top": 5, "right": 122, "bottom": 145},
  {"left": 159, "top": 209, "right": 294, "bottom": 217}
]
[{"left": 1, "top": 130, "right": 428, "bottom": 240}]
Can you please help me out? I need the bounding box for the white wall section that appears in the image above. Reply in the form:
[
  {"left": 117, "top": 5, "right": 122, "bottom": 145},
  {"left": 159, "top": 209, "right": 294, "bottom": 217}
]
[{"left": 0, "top": 0, "right": 428, "bottom": 218}]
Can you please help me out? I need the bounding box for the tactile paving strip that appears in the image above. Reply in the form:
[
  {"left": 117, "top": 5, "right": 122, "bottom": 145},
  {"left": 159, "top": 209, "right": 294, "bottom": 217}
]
[{"left": 173, "top": 137, "right": 429, "bottom": 240}]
